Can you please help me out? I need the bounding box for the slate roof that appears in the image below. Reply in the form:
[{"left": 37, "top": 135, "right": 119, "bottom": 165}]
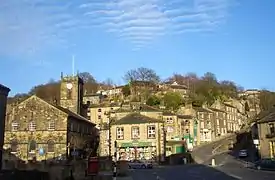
[
  {"left": 209, "top": 107, "right": 226, "bottom": 113},
  {"left": 163, "top": 111, "right": 176, "bottom": 116},
  {"left": 257, "top": 112, "right": 275, "bottom": 124},
  {"left": 53, "top": 105, "right": 95, "bottom": 125},
  {"left": 0, "top": 84, "right": 10, "bottom": 91},
  {"left": 193, "top": 106, "right": 212, "bottom": 113},
  {"left": 256, "top": 108, "right": 275, "bottom": 124},
  {"left": 223, "top": 103, "right": 235, "bottom": 108},
  {"left": 113, "top": 113, "right": 162, "bottom": 125},
  {"left": 177, "top": 115, "right": 193, "bottom": 119},
  {"left": 115, "top": 104, "right": 162, "bottom": 113}
]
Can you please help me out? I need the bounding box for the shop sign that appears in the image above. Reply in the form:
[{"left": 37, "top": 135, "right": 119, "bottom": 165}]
[{"left": 120, "top": 141, "right": 152, "bottom": 147}]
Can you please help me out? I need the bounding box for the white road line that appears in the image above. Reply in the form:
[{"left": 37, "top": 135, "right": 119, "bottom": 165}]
[{"left": 227, "top": 173, "right": 242, "bottom": 179}]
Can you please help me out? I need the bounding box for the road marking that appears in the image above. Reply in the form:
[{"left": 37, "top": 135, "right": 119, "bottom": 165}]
[{"left": 227, "top": 173, "right": 242, "bottom": 179}]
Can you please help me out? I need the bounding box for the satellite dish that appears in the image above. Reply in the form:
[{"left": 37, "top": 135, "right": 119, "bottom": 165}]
[{"left": 66, "top": 83, "right": 73, "bottom": 90}]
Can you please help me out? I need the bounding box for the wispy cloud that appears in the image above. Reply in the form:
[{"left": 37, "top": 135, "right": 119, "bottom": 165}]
[
  {"left": 80, "top": 0, "right": 234, "bottom": 45},
  {"left": 0, "top": 0, "right": 234, "bottom": 57}
]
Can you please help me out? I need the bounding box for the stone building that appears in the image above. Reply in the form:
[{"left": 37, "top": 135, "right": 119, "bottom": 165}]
[
  {"left": 257, "top": 111, "right": 275, "bottom": 158},
  {"left": 0, "top": 84, "right": 10, "bottom": 169},
  {"left": 110, "top": 113, "right": 165, "bottom": 161},
  {"left": 3, "top": 75, "right": 99, "bottom": 162},
  {"left": 209, "top": 107, "right": 227, "bottom": 137}
]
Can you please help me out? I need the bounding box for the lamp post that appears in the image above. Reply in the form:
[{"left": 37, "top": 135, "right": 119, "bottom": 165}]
[{"left": 104, "top": 110, "right": 115, "bottom": 161}]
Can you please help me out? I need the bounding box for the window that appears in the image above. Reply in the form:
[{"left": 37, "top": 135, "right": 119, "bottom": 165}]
[
  {"left": 29, "top": 140, "right": 36, "bottom": 153},
  {"left": 131, "top": 127, "right": 140, "bottom": 139},
  {"left": 147, "top": 125, "right": 156, "bottom": 139},
  {"left": 29, "top": 121, "right": 36, "bottom": 131},
  {"left": 200, "top": 122, "right": 204, "bottom": 129},
  {"left": 166, "top": 117, "right": 173, "bottom": 124},
  {"left": 185, "top": 129, "right": 189, "bottom": 134},
  {"left": 11, "top": 121, "right": 19, "bottom": 131},
  {"left": 98, "top": 115, "right": 101, "bottom": 119},
  {"left": 167, "top": 126, "right": 174, "bottom": 133},
  {"left": 98, "top": 108, "right": 101, "bottom": 112},
  {"left": 47, "top": 140, "right": 55, "bottom": 153},
  {"left": 216, "top": 119, "right": 219, "bottom": 126},
  {"left": 11, "top": 139, "right": 18, "bottom": 153},
  {"left": 48, "top": 121, "right": 55, "bottom": 131},
  {"left": 199, "top": 113, "right": 204, "bottom": 119},
  {"left": 116, "top": 127, "right": 124, "bottom": 139},
  {"left": 269, "top": 124, "right": 275, "bottom": 134},
  {"left": 70, "top": 123, "right": 74, "bottom": 131}
]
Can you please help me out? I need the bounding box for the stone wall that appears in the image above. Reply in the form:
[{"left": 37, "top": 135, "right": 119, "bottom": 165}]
[{"left": 4, "top": 96, "right": 68, "bottom": 161}]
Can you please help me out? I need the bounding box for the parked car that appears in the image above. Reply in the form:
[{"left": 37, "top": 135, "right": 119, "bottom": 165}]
[
  {"left": 254, "top": 158, "right": 275, "bottom": 170},
  {"left": 238, "top": 149, "right": 248, "bottom": 158},
  {"left": 128, "top": 160, "right": 153, "bottom": 169}
]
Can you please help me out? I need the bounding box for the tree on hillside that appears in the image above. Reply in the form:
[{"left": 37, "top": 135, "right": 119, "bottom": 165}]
[
  {"left": 169, "top": 72, "right": 240, "bottom": 106},
  {"left": 123, "top": 67, "right": 160, "bottom": 83},
  {"left": 259, "top": 90, "right": 275, "bottom": 111},
  {"left": 102, "top": 78, "right": 114, "bottom": 87},
  {"left": 146, "top": 95, "right": 161, "bottom": 106},
  {"left": 163, "top": 92, "right": 183, "bottom": 110},
  {"left": 122, "top": 85, "right": 131, "bottom": 97},
  {"left": 78, "top": 72, "right": 96, "bottom": 83},
  {"left": 77, "top": 72, "right": 98, "bottom": 93}
]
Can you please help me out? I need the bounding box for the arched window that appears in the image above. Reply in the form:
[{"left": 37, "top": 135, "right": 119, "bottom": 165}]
[
  {"left": 29, "top": 140, "right": 36, "bottom": 152},
  {"left": 11, "top": 139, "right": 18, "bottom": 153},
  {"left": 47, "top": 140, "right": 55, "bottom": 153}
]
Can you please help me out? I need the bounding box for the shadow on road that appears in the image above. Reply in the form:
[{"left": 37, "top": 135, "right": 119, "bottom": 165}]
[{"left": 227, "top": 131, "right": 260, "bottom": 164}]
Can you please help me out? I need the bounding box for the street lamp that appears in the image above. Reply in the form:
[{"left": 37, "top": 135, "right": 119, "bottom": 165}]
[{"left": 104, "top": 110, "right": 116, "bottom": 160}]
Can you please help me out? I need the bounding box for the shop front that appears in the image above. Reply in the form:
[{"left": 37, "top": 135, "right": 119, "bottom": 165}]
[{"left": 118, "top": 141, "right": 156, "bottom": 161}]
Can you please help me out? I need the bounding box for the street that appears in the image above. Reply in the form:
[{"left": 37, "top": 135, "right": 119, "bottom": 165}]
[
  {"left": 129, "top": 165, "right": 239, "bottom": 180},
  {"left": 128, "top": 155, "right": 275, "bottom": 180},
  {"left": 191, "top": 135, "right": 235, "bottom": 163}
]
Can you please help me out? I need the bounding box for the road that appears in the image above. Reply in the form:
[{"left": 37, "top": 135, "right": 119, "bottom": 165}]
[
  {"left": 204, "top": 152, "right": 275, "bottom": 180},
  {"left": 128, "top": 153, "right": 275, "bottom": 180},
  {"left": 129, "top": 165, "right": 240, "bottom": 180},
  {"left": 191, "top": 135, "right": 235, "bottom": 163}
]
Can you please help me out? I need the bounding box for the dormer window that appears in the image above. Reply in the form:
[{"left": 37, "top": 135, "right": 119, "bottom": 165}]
[{"left": 29, "top": 121, "right": 36, "bottom": 131}]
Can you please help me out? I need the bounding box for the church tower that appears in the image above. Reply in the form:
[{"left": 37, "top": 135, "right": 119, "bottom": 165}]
[{"left": 60, "top": 73, "right": 84, "bottom": 115}]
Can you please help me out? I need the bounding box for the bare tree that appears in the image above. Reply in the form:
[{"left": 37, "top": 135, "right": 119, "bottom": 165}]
[{"left": 123, "top": 67, "right": 160, "bottom": 83}]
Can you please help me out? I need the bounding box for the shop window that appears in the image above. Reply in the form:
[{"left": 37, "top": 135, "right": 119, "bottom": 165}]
[
  {"left": 116, "top": 127, "right": 124, "bottom": 139},
  {"left": 147, "top": 125, "right": 156, "bottom": 139}
]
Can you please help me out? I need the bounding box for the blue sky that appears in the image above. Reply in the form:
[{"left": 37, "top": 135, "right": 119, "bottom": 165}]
[{"left": 0, "top": 0, "right": 274, "bottom": 96}]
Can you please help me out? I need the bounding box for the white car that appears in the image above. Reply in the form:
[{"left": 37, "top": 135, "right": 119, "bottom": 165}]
[
  {"left": 239, "top": 149, "right": 248, "bottom": 158},
  {"left": 128, "top": 160, "right": 153, "bottom": 169}
]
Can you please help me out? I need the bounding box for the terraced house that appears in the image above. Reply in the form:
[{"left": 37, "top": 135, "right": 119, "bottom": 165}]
[
  {"left": 257, "top": 111, "right": 275, "bottom": 158},
  {"left": 0, "top": 84, "right": 10, "bottom": 170},
  {"left": 110, "top": 113, "right": 165, "bottom": 161},
  {"left": 3, "top": 75, "right": 99, "bottom": 162}
]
